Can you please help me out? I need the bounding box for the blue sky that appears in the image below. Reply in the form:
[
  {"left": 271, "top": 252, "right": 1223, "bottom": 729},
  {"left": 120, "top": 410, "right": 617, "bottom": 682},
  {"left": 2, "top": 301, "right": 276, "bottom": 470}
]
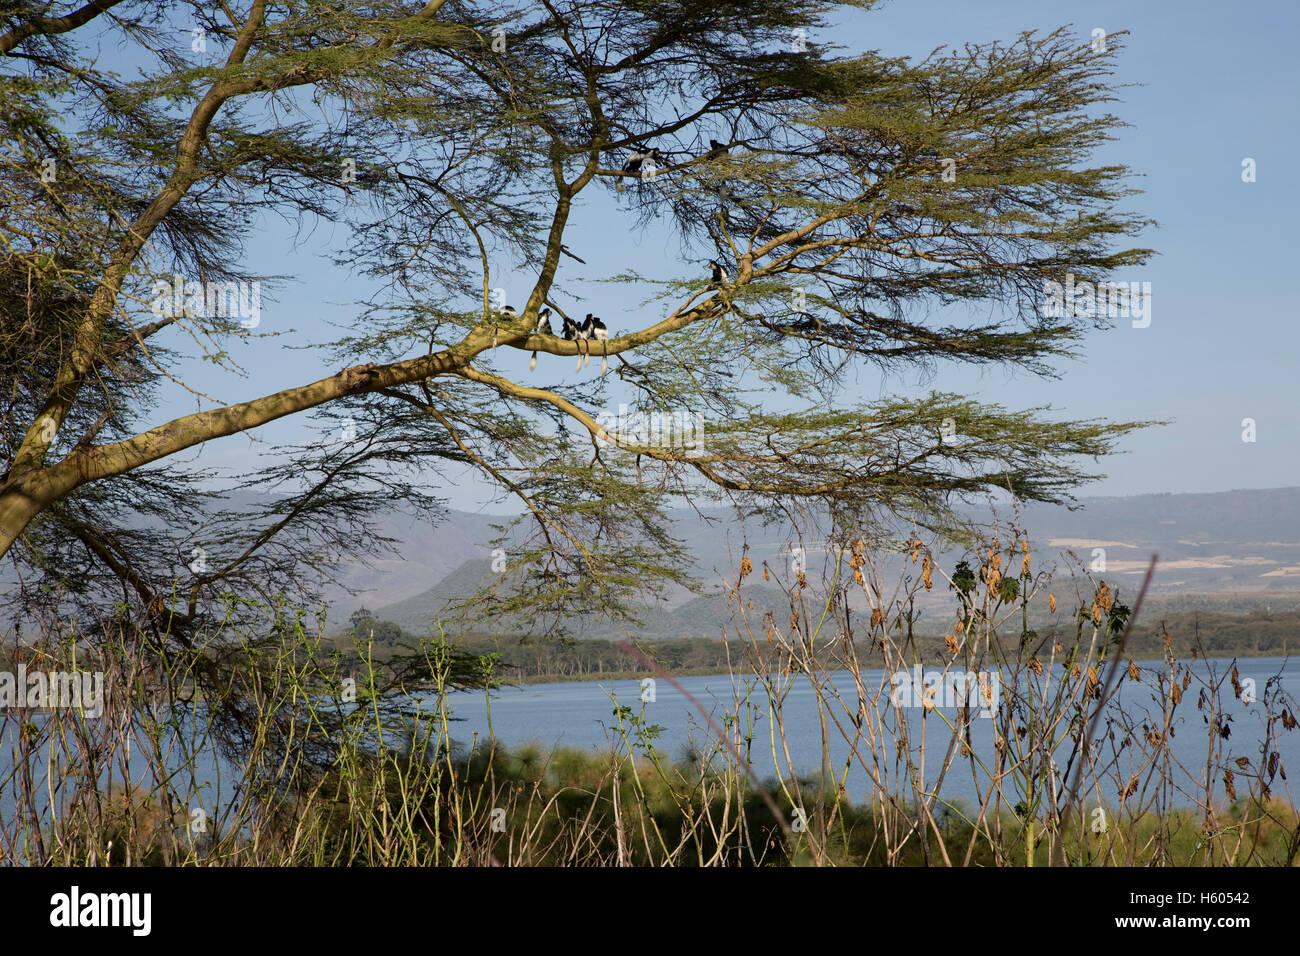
[{"left": 139, "top": 0, "right": 1299, "bottom": 511}]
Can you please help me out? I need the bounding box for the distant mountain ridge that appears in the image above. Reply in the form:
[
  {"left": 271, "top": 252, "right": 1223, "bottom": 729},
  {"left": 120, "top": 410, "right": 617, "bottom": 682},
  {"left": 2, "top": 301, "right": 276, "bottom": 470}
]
[
  {"left": 364, "top": 556, "right": 792, "bottom": 640},
  {"left": 333, "top": 487, "right": 1300, "bottom": 632}
]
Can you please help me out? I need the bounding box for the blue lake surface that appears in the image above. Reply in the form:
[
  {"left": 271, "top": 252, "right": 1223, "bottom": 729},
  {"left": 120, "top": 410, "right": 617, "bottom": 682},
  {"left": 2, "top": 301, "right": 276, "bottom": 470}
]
[
  {"left": 3, "top": 656, "right": 1295, "bottom": 823},
  {"left": 440, "top": 656, "right": 1300, "bottom": 809}
]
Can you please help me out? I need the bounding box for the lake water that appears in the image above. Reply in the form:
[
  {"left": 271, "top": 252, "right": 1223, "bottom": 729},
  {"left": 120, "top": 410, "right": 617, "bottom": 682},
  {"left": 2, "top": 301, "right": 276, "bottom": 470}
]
[
  {"left": 3, "top": 657, "right": 1295, "bottom": 826},
  {"left": 440, "top": 656, "right": 1300, "bottom": 809}
]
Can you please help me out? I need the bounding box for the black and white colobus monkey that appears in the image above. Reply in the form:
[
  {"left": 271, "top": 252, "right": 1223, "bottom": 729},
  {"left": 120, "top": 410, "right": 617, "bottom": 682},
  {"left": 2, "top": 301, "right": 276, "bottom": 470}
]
[
  {"left": 709, "top": 259, "right": 729, "bottom": 285},
  {"left": 581, "top": 313, "right": 609, "bottom": 374},
  {"left": 529, "top": 307, "right": 553, "bottom": 372},
  {"left": 491, "top": 304, "right": 517, "bottom": 348},
  {"left": 560, "top": 313, "right": 581, "bottom": 370},
  {"left": 707, "top": 139, "right": 729, "bottom": 157},
  {"left": 573, "top": 316, "right": 593, "bottom": 371},
  {"left": 617, "top": 146, "right": 665, "bottom": 193}
]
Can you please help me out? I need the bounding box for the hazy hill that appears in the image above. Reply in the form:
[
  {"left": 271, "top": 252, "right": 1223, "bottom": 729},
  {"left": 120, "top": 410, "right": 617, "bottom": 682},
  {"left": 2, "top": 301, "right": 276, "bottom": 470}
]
[
  {"left": 367, "top": 554, "right": 793, "bottom": 640},
  {"left": 333, "top": 487, "right": 1300, "bottom": 635},
  {"left": 1012, "top": 487, "right": 1300, "bottom": 592}
]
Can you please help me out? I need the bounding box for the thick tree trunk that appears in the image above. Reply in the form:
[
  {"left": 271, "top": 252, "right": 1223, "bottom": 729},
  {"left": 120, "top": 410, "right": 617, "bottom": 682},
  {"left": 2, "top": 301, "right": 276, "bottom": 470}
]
[{"left": 0, "top": 487, "right": 49, "bottom": 558}]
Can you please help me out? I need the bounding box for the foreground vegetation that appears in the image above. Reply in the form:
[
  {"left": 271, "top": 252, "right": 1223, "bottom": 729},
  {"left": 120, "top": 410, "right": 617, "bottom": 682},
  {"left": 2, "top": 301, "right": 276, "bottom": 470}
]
[
  {"left": 48, "top": 739, "right": 1295, "bottom": 867},
  {"left": 4, "top": 532, "right": 1298, "bottom": 866}
]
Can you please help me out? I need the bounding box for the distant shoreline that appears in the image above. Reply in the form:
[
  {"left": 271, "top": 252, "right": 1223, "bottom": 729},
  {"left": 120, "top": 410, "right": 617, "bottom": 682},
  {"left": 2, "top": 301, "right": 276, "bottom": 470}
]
[{"left": 496, "top": 647, "right": 1293, "bottom": 687}]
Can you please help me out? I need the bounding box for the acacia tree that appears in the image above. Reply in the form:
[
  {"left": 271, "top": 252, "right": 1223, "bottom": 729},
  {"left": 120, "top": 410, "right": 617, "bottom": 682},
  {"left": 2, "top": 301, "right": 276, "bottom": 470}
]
[{"left": 1, "top": 0, "right": 1153, "bottom": 639}]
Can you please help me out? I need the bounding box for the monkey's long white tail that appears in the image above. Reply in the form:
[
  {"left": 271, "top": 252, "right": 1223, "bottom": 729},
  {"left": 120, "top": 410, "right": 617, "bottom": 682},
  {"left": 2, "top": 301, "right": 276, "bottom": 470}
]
[{"left": 530, "top": 352, "right": 538, "bottom": 371}]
